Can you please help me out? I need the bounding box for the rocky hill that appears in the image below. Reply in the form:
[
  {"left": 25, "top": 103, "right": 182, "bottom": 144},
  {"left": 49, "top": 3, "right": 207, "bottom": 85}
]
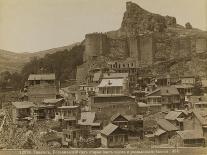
[
  {"left": 0, "top": 43, "right": 79, "bottom": 73},
  {"left": 84, "top": 1, "right": 207, "bottom": 77}
]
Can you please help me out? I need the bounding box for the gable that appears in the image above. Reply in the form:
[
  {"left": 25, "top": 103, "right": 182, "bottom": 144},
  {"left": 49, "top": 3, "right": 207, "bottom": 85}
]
[
  {"left": 147, "top": 89, "right": 161, "bottom": 97},
  {"left": 113, "top": 115, "right": 128, "bottom": 122},
  {"left": 177, "top": 113, "right": 185, "bottom": 118}
]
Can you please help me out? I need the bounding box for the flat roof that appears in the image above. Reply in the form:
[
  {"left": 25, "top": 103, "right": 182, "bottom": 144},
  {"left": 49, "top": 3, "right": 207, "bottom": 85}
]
[
  {"left": 12, "top": 101, "right": 35, "bottom": 109},
  {"left": 28, "top": 74, "right": 55, "bottom": 80},
  {"left": 43, "top": 98, "right": 63, "bottom": 104},
  {"left": 98, "top": 79, "right": 124, "bottom": 87},
  {"left": 58, "top": 106, "right": 78, "bottom": 109}
]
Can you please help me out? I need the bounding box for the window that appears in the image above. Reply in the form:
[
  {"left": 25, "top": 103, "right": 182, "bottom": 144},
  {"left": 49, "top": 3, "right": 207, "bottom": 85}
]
[
  {"left": 98, "top": 108, "right": 102, "bottom": 112},
  {"left": 115, "top": 136, "right": 118, "bottom": 142},
  {"left": 109, "top": 136, "right": 113, "bottom": 143},
  {"left": 73, "top": 131, "right": 76, "bottom": 138},
  {"left": 66, "top": 134, "right": 70, "bottom": 140},
  {"left": 68, "top": 121, "right": 72, "bottom": 127}
]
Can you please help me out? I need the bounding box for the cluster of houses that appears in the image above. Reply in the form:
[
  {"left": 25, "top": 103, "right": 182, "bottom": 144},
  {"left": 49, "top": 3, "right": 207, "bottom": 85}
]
[{"left": 11, "top": 71, "right": 207, "bottom": 148}]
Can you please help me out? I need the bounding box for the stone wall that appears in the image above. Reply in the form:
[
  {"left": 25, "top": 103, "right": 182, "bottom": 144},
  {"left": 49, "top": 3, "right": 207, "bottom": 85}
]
[
  {"left": 139, "top": 35, "right": 154, "bottom": 65},
  {"left": 108, "top": 38, "right": 129, "bottom": 59},
  {"left": 196, "top": 38, "right": 207, "bottom": 53},
  {"left": 128, "top": 36, "right": 140, "bottom": 61},
  {"left": 84, "top": 33, "right": 109, "bottom": 61}
]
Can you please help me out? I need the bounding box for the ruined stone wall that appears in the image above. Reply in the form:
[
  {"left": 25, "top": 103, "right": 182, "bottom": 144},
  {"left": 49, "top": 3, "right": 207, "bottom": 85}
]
[
  {"left": 178, "top": 37, "right": 191, "bottom": 57},
  {"left": 196, "top": 38, "right": 207, "bottom": 53},
  {"left": 76, "top": 63, "right": 89, "bottom": 84},
  {"left": 128, "top": 36, "right": 140, "bottom": 61},
  {"left": 84, "top": 33, "right": 109, "bottom": 61},
  {"left": 127, "top": 34, "right": 154, "bottom": 65},
  {"left": 139, "top": 35, "right": 154, "bottom": 65},
  {"left": 170, "top": 37, "right": 192, "bottom": 59},
  {"left": 108, "top": 38, "right": 129, "bottom": 59}
]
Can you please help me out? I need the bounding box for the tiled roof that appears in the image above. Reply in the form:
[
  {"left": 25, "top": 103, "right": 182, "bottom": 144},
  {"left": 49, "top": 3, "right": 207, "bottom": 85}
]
[
  {"left": 12, "top": 101, "right": 35, "bottom": 109},
  {"left": 174, "top": 84, "right": 194, "bottom": 89},
  {"left": 124, "top": 115, "right": 143, "bottom": 121},
  {"left": 154, "top": 128, "right": 166, "bottom": 136},
  {"left": 98, "top": 78, "right": 124, "bottom": 87},
  {"left": 43, "top": 98, "right": 63, "bottom": 104},
  {"left": 147, "top": 86, "right": 179, "bottom": 97},
  {"left": 192, "top": 109, "right": 207, "bottom": 126},
  {"left": 176, "top": 130, "right": 204, "bottom": 140},
  {"left": 101, "top": 123, "right": 119, "bottom": 136},
  {"left": 78, "top": 112, "right": 100, "bottom": 126},
  {"left": 111, "top": 113, "right": 143, "bottom": 122},
  {"left": 165, "top": 111, "right": 182, "bottom": 121},
  {"left": 103, "top": 73, "right": 128, "bottom": 79},
  {"left": 111, "top": 113, "right": 125, "bottom": 122},
  {"left": 157, "top": 119, "right": 178, "bottom": 131},
  {"left": 58, "top": 106, "right": 78, "bottom": 109},
  {"left": 160, "top": 86, "right": 179, "bottom": 96},
  {"left": 28, "top": 74, "right": 55, "bottom": 80}
]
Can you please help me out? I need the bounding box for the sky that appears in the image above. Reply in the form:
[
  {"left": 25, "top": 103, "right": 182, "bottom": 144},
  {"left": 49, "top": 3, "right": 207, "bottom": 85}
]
[{"left": 0, "top": 0, "right": 206, "bottom": 53}]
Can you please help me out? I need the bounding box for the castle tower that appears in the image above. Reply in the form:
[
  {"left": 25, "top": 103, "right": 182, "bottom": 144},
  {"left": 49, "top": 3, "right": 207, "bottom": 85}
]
[{"left": 83, "top": 33, "right": 109, "bottom": 62}]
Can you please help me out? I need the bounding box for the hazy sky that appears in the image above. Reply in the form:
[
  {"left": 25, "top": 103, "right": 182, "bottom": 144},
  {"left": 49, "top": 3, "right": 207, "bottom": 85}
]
[{"left": 0, "top": 0, "right": 206, "bottom": 53}]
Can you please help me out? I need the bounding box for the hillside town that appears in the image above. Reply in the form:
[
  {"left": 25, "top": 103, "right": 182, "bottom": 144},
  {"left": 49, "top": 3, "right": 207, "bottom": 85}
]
[{"left": 0, "top": 1, "right": 207, "bottom": 150}]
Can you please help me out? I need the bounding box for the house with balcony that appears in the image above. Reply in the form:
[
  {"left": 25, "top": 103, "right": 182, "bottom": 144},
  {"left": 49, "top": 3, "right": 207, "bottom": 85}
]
[
  {"left": 180, "top": 76, "right": 196, "bottom": 86},
  {"left": 34, "top": 98, "right": 64, "bottom": 120},
  {"left": 90, "top": 95, "right": 136, "bottom": 125},
  {"left": 57, "top": 106, "right": 81, "bottom": 147},
  {"left": 97, "top": 77, "right": 129, "bottom": 96},
  {"left": 111, "top": 113, "right": 143, "bottom": 138},
  {"left": 175, "top": 130, "right": 205, "bottom": 147},
  {"left": 27, "top": 74, "right": 58, "bottom": 103},
  {"left": 164, "top": 110, "right": 189, "bottom": 130},
  {"left": 12, "top": 101, "right": 36, "bottom": 124},
  {"left": 78, "top": 111, "right": 102, "bottom": 138},
  {"left": 146, "top": 86, "right": 181, "bottom": 112},
  {"left": 191, "top": 109, "right": 207, "bottom": 143},
  {"left": 100, "top": 123, "right": 128, "bottom": 148}
]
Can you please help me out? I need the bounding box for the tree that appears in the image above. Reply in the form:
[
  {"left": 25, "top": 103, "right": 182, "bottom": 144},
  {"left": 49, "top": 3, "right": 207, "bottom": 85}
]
[{"left": 185, "top": 22, "right": 192, "bottom": 29}]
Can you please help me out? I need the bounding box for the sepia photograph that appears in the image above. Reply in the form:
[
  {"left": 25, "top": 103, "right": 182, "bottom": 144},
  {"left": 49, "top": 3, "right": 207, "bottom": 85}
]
[{"left": 0, "top": 0, "right": 207, "bottom": 154}]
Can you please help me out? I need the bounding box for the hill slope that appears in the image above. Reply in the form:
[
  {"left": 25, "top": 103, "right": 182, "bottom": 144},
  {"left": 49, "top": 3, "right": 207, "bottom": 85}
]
[{"left": 0, "top": 43, "right": 80, "bottom": 73}]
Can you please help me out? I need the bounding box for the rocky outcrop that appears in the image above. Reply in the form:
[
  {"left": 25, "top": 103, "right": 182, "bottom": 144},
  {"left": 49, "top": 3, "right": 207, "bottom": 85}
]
[
  {"left": 85, "top": 1, "right": 207, "bottom": 76},
  {"left": 120, "top": 1, "right": 176, "bottom": 36}
]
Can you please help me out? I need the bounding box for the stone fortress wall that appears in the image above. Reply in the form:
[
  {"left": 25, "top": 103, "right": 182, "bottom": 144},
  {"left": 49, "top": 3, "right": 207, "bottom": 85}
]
[
  {"left": 83, "top": 1, "right": 207, "bottom": 69},
  {"left": 83, "top": 33, "right": 109, "bottom": 62}
]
